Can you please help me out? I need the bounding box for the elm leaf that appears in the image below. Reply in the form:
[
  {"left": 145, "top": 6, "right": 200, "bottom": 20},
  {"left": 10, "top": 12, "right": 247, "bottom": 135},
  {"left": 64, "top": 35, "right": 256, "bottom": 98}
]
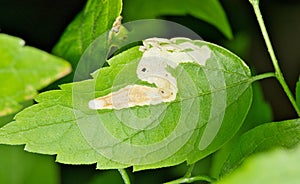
[
  {"left": 0, "top": 38, "right": 252, "bottom": 171},
  {"left": 123, "top": 0, "right": 232, "bottom": 39},
  {"left": 0, "top": 34, "right": 71, "bottom": 116},
  {"left": 220, "top": 118, "right": 300, "bottom": 176}
]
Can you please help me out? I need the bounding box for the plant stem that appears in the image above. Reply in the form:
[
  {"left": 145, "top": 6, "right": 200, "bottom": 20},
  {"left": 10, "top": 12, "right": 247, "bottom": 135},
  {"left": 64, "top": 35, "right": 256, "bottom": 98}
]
[
  {"left": 250, "top": 1, "right": 300, "bottom": 116},
  {"left": 118, "top": 169, "right": 131, "bottom": 184},
  {"left": 164, "top": 175, "right": 216, "bottom": 184},
  {"left": 251, "top": 72, "right": 276, "bottom": 82},
  {"left": 184, "top": 164, "right": 195, "bottom": 178}
]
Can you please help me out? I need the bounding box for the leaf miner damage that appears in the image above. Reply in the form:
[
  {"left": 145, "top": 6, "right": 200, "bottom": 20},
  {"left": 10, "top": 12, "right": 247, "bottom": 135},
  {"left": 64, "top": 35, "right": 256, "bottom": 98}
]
[{"left": 89, "top": 37, "right": 211, "bottom": 110}]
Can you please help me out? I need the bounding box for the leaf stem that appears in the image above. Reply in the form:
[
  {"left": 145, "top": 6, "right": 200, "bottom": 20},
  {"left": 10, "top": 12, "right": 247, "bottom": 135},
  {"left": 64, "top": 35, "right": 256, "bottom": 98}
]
[
  {"left": 118, "top": 169, "right": 131, "bottom": 184},
  {"left": 251, "top": 72, "right": 275, "bottom": 82},
  {"left": 164, "top": 175, "right": 216, "bottom": 184},
  {"left": 184, "top": 164, "right": 195, "bottom": 178},
  {"left": 250, "top": 1, "right": 300, "bottom": 116}
]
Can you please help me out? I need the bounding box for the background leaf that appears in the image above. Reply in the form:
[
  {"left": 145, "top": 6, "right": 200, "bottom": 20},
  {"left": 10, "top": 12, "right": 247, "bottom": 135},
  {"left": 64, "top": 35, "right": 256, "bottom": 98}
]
[
  {"left": 0, "top": 145, "right": 59, "bottom": 184},
  {"left": 122, "top": 0, "right": 232, "bottom": 39},
  {"left": 0, "top": 114, "right": 16, "bottom": 128},
  {"left": 215, "top": 144, "right": 300, "bottom": 184},
  {"left": 0, "top": 100, "right": 33, "bottom": 127},
  {"left": 219, "top": 118, "right": 300, "bottom": 177},
  {"left": 0, "top": 34, "right": 71, "bottom": 116},
  {"left": 0, "top": 39, "right": 252, "bottom": 171},
  {"left": 88, "top": 170, "right": 123, "bottom": 184},
  {"left": 0, "top": 100, "right": 58, "bottom": 184},
  {"left": 52, "top": 0, "right": 122, "bottom": 66}
]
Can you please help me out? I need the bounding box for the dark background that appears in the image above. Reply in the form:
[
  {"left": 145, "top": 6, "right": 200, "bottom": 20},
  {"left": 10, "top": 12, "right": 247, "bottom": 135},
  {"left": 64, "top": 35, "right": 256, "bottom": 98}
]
[{"left": 0, "top": 0, "right": 299, "bottom": 183}]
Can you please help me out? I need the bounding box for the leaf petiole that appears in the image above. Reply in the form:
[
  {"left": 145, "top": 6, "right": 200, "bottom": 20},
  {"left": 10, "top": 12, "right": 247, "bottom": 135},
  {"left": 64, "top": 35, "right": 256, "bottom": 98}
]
[
  {"left": 184, "top": 164, "right": 195, "bottom": 178},
  {"left": 250, "top": 0, "right": 300, "bottom": 116},
  {"left": 251, "top": 72, "right": 276, "bottom": 82},
  {"left": 118, "top": 169, "right": 131, "bottom": 184},
  {"left": 164, "top": 175, "right": 216, "bottom": 184}
]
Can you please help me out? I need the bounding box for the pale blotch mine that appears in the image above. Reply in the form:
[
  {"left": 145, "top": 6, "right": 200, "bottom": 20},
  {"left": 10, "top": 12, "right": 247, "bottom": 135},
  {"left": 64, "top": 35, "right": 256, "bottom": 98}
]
[{"left": 88, "top": 37, "right": 212, "bottom": 110}]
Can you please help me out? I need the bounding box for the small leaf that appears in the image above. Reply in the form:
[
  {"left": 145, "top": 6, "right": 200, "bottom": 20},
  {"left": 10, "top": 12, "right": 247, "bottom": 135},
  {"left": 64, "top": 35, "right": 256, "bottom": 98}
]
[
  {"left": 0, "top": 145, "right": 59, "bottom": 184},
  {"left": 0, "top": 34, "right": 71, "bottom": 116},
  {"left": 0, "top": 38, "right": 252, "bottom": 171},
  {"left": 123, "top": 0, "right": 233, "bottom": 39},
  {"left": 296, "top": 76, "right": 300, "bottom": 109},
  {"left": 52, "top": 0, "right": 122, "bottom": 66},
  {"left": 220, "top": 118, "right": 300, "bottom": 176},
  {"left": 216, "top": 144, "right": 300, "bottom": 184}
]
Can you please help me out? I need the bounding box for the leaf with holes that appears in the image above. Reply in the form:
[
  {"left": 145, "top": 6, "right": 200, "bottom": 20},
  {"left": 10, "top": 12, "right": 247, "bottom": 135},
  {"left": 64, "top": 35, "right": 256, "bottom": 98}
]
[
  {"left": 0, "top": 38, "right": 252, "bottom": 171},
  {"left": 0, "top": 34, "right": 71, "bottom": 117}
]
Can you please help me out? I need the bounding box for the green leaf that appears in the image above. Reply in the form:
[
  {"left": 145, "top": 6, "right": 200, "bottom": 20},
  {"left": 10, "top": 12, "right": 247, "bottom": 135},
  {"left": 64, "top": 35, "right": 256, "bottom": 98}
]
[
  {"left": 220, "top": 118, "right": 300, "bottom": 176},
  {"left": 0, "top": 34, "right": 71, "bottom": 116},
  {"left": 52, "top": 0, "right": 122, "bottom": 66},
  {"left": 0, "top": 145, "right": 59, "bottom": 184},
  {"left": 210, "top": 82, "right": 272, "bottom": 178},
  {"left": 123, "top": 0, "right": 233, "bottom": 39},
  {"left": 296, "top": 76, "right": 300, "bottom": 109},
  {"left": 216, "top": 144, "right": 300, "bottom": 184},
  {"left": 0, "top": 38, "right": 252, "bottom": 171}
]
